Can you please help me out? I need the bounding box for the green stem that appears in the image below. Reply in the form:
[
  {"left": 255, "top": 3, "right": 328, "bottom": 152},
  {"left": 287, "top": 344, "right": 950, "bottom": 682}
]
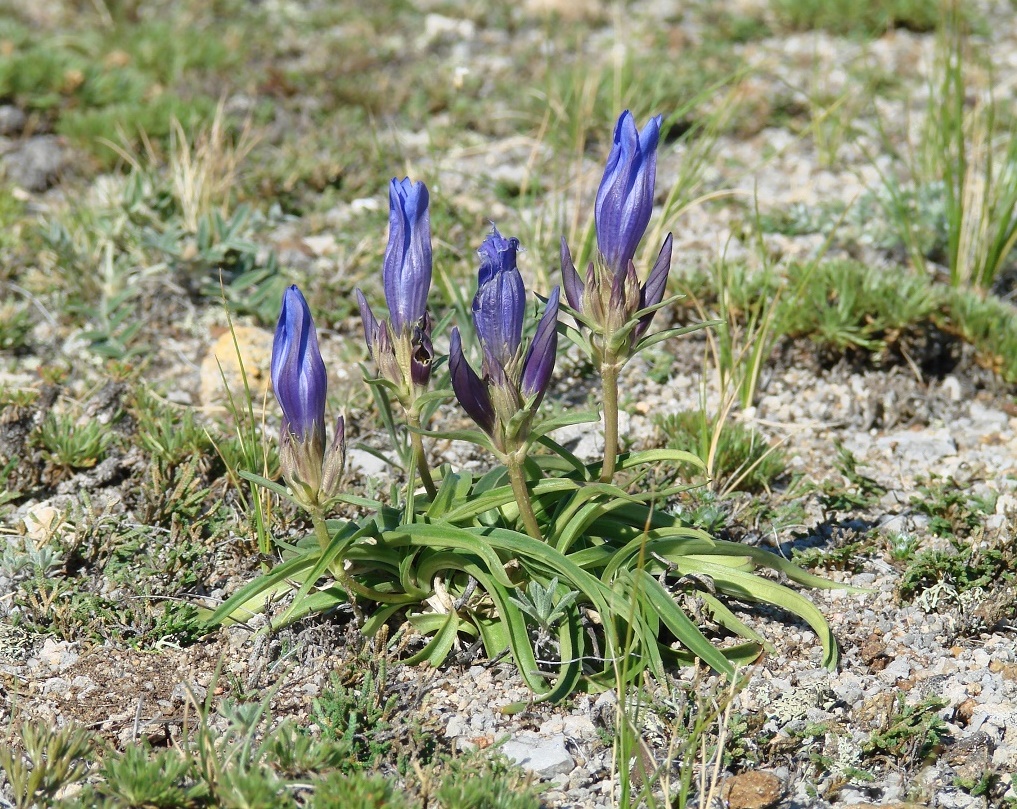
[
  {"left": 506, "top": 453, "right": 543, "bottom": 541},
  {"left": 600, "top": 359, "right": 620, "bottom": 484},
  {"left": 406, "top": 410, "right": 437, "bottom": 499},
  {"left": 310, "top": 506, "right": 363, "bottom": 624}
]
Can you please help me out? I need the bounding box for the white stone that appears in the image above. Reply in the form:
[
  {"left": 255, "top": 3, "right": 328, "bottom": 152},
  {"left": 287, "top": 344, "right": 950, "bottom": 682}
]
[{"left": 501, "top": 732, "right": 575, "bottom": 778}]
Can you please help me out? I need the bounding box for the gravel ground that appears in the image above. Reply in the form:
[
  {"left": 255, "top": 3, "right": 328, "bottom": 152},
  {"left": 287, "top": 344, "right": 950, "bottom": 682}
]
[{"left": 3, "top": 0, "right": 1017, "bottom": 806}]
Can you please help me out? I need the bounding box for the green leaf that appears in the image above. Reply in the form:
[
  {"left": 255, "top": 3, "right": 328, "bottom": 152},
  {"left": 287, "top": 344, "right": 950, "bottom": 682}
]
[
  {"left": 698, "top": 592, "right": 771, "bottom": 650},
  {"left": 203, "top": 551, "right": 324, "bottom": 627},
  {"left": 674, "top": 557, "right": 839, "bottom": 669},
  {"left": 404, "top": 612, "right": 463, "bottom": 666},
  {"left": 382, "top": 523, "right": 517, "bottom": 589},
  {"left": 527, "top": 409, "right": 600, "bottom": 441},
  {"left": 535, "top": 436, "right": 590, "bottom": 478},
  {"left": 633, "top": 319, "right": 721, "bottom": 353},
  {"left": 238, "top": 470, "right": 293, "bottom": 501},
  {"left": 635, "top": 570, "right": 735, "bottom": 676}
]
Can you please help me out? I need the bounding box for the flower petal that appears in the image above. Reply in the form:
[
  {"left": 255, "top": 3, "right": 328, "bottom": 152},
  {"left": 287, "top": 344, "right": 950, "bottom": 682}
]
[
  {"left": 383, "top": 178, "right": 432, "bottom": 332},
  {"left": 449, "top": 327, "right": 495, "bottom": 435},
  {"left": 355, "top": 288, "right": 377, "bottom": 356},
  {"left": 271, "top": 285, "right": 327, "bottom": 444},
  {"left": 521, "top": 286, "right": 560, "bottom": 405},
  {"left": 635, "top": 233, "right": 673, "bottom": 341},
  {"left": 595, "top": 111, "right": 662, "bottom": 275},
  {"left": 560, "top": 237, "right": 584, "bottom": 313}
]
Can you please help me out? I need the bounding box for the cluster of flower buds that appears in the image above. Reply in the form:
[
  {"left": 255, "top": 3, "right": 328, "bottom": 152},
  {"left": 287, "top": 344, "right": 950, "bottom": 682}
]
[
  {"left": 271, "top": 285, "right": 346, "bottom": 508},
  {"left": 449, "top": 227, "right": 560, "bottom": 455},
  {"left": 355, "top": 178, "right": 434, "bottom": 408},
  {"left": 561, "top": 110, "right": 672, "bottom": 360}
]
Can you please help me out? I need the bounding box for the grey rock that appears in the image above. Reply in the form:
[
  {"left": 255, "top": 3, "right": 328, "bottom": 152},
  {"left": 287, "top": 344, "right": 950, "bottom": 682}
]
[
  {"left": 501, "top": 731, "right": 575, "bottom": 778},
  {"left": 3, "top": 135, "right": 66, "bottom": 191},
  {"left": 347, "top": 447, "right": 390, "bottom": 478},
  {"left": 0, "top": 105, "right": 26, "bottom": 136},
  {"left": 876, "top": 428, "right": 956, "bottom": 464}
]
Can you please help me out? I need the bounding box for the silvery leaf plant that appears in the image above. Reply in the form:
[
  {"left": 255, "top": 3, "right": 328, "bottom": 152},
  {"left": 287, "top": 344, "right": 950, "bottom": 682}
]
[{"left": 206, "top": 112, "right": 849, "bottom": 703}]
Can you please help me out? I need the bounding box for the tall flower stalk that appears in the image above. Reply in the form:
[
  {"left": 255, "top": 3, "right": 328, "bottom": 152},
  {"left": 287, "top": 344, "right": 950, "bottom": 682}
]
[
  {"left": 356, "top": 178, "right": 437, "bottom": 497},
  {"left": 561, "top": 111, "right": 672, "bottom": 483},
  {"left": 449, "top": 227, "right": 560, "bottom": 540},
  {"left": 271, "top": 284, "right": 359, "bottom": 619}
]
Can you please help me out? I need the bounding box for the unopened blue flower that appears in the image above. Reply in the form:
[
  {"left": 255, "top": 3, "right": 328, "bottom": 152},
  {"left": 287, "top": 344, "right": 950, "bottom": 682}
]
[
  {"left": 521, "top": 286, "right": 560, "bottom": 408},
  {"left": 271, "top": 285, "right": 345, "bottom": 505},
  {"left": 450, "top": 228, "right": 560, "bottom": 453},
  {"left": 384, "top": 178, "right": 432, "bottom": 332},
  {"left": 595, "top": 110, "right": 661, "bottom": 276},
  {"left": 560, "top": 111, "right": 672, "bottom": 355},
  {"left": 473, "top": 227, "right": 524, "bottom": 373},
  {"left": 272, "top": 285, "right": 327, "bottom": 448},
  {"left": 356, "top": 178, "right": 434, "bottom": 401}
]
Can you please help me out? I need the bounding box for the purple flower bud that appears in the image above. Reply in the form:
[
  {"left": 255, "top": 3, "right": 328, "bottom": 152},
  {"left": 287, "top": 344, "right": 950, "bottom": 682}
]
[
  {"left": 473, "top": 226, "right": 524, "bottom": 372},
  {"left": 521, "top": 287, "right": 560, "bottom": 405},
  {"left": 595, "top": 111, "right": 661, "bottom": 276},
  {"left": 384, "top": 178, "right": 432, "bottom": 333},
  {"left": 272, "top": 285, "right": 327, "bottom": 448},
  {"left": 449, "top": 327, "right": 495, "bottom": 436},
  {"left": 559, "top": 237, "right": 584, "bottom": 313},
  {"left": 633, "top": 232, "right": 673, "bottom": 342},
  {"left": 356, "top": 179, "right": 434, "bottom": 402},
  {"left": 451, "top": 229, "right": 561, "bottom": 453}
]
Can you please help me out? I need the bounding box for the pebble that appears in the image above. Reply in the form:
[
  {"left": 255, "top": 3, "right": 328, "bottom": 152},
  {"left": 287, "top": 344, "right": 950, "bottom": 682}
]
[
  {"left": 2, "top": 135, "right": 66, "bottom": 191},
  {"left": 0, "top": 105, "right": 26, "bottom": 136},
  {"left": 198, "top": 326, "right": 274, "bottom": 407},
  {"left": 500, "top": 732, "right": 575, "bottom": 778}
]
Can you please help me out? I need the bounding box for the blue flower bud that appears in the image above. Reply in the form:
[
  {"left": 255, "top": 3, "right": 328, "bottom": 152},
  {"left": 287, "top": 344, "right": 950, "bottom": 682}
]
[
  {"left": 521, "top": 287, "right": 559, "bottom": 406},
  {"left": 449, "top": 327, "right": 495, "bottom": 437},
  {"left": 450, "top": 229, "right": 560, "bottom": 453},
  {"left": 384, "top": 178, "right": 432, "bottom": 333},
  {"left": 272, "top": 285, "right": 327, "bottom": 448},
  {"left": 272, "top": 285, "right": 343, "bottom": 504},
  {"left": 560, "top": 112, "right": 673, "bottom": 359},
  {"left": 595, "top": 111, "right": 661, "bottom": 276},
  {"left": 356, "top": 178, "right": 434, "bottom": 403},
  {"left": 473, "top": 226, "right": 524, "bottom": 373}
]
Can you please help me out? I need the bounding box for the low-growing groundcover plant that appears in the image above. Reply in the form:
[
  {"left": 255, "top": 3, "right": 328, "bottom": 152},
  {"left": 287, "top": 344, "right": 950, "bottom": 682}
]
[{"left": 206, "top": 112, "right": 849, "bottom": 703}]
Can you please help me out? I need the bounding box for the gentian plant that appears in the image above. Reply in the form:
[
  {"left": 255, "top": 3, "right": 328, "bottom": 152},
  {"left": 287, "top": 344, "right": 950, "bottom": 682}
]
[
  {"left": 561, "top": 111, "right": 688, "bottom": 483},
  {"left": 356, "top": 178, "right": 437, "bottom": 497},
  {"left": 271, "top": 285, "right": 346, "bottom": 510},
  {"left": 268, "top": 284, "right": 358, "bottom": 616},
  {"left": 449, "top": 227, "right": 560, "bottom": 539},
  {"left": 206, "top": 131, "right": 855, "bottom": 705}
]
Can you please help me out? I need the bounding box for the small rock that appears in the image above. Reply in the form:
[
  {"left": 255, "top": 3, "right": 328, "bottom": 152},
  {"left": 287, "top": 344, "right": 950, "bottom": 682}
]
[
  {"left": 302, "top": 234, "right": 338, "bottom": 256},
  {"left": 945, "top": 730, "right": 994, "bottom": 785},
  {"left": 841, "top": 804, "right": 929, "bottom": 809},
  {"left": 940, "top": 375, "right": 962, "bottom": 402},
  {"left": 32, "top": 638, "right": 79, "bottom": 672},
  {"left": 522, "top": 0, "right": 602, "bottom": 20},
  {"left": 3, "top": 135, "right": 66, "bottom": 191},
  {"left": 422, "top": 14, "right": 475, "bottom": 44},
  {"left": 22, "top": 503, "right": 64, "bottom": 543},
  {"left": 501, "top": 732, "right": 575, "bottom": 778},
  {"left": 876, "top": 429, "right": 956, "bottom": 464},
  {"left": 0, "top": 105, "right": 26, "bottom": 136},
  {"left": 346, "top": 447, "right": 390, "bottom": 478},
  {"left": 720, "top": 770, "right": 784, "bottom": 809},
  {"left": 199, "top": 326, "right": 274, "bottom": 407}
]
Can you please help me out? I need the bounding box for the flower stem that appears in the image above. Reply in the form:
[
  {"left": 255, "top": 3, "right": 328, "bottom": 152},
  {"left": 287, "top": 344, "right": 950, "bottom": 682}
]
[
  {"left": 600, "top": 359, "right": 621, "bottom": 484},
  {"left": 407, "top": 416, "right": 437, "bottom": 499},
  {"left": 310, "top": 506, "right": 363, "bottom": 623},
  {"left": 506, "top": 452, "right": 543, "bottom": 541}
]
